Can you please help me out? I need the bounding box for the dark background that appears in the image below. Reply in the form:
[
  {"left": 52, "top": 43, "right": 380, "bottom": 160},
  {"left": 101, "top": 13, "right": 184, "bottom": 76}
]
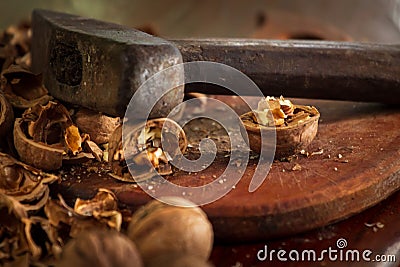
[{"left": 1, "top": 0, "right": 400, "bottom": 42}]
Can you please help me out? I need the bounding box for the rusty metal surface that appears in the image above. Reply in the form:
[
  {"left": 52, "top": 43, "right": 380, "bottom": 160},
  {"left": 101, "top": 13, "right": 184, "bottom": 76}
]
[
  {"left": 31, "top": 9, "right": 184, "bottom": 117},
  {"left": 32, "top": 10, "right": 400, "bottom": 120},
  {"left": 177, "top": 39, "right": 400, "bottom": 104}
]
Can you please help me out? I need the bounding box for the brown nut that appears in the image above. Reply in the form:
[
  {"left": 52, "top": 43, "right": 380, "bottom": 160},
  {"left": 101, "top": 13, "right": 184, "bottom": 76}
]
[
  {"left": 146, "top": 253, "right": 214, "bottom": 267},
  {"left": 241, "top": 104, "right": 320, "bottom": 158},
  {"left": 127, "top": 197, "right": 213, "bottom": 265},
  {"left": 1, "top": 64, "right": 52, "bottom": 109},
  {"left": 0, "top": 153, "right": 59, "bottom": 260},
  {"left": 56, "top": 230, "right": 143, "bottom": 267},
  {"left": 108, "top": 118, "right": 187, "bottom": 182},
  {"left": 122, "top": 118, "right": 187, "bottom": 157},
  {"left": 14, "top": 102, "right": 90, "bottom": 170},
  {"left": 0, "top": 93, "right": 14, "bottom": 140},
  {"left": 74, "top": 108, "right": 120, "bottom": 145},
  {"left": 14, "top": 117, "right": 64, "bottom": 170}
]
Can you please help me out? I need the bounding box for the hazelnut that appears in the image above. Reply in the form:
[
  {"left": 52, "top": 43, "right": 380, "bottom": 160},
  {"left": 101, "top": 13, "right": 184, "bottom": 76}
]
[
  {"left": 56, "top": 230, "right": 143, "bottom": 267},
  {"left": 127, "top": 197, "right": 213, "bottom": 265}
]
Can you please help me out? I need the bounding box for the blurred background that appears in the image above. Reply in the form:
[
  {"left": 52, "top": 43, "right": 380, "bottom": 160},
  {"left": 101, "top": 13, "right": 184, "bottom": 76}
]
[{"left": 1, "top": 0, "right": 400, "bottom": 42}]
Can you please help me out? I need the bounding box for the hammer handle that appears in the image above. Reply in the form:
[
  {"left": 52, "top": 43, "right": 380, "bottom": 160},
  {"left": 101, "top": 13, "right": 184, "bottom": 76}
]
[{"left": 174, "top": 39, "right": 400, "bottom": 103}]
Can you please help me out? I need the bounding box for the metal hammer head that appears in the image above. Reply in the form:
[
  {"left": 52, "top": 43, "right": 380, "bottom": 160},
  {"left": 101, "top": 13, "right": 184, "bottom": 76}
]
[{"left": 31, "top": 9, "right": 184, "bottom": 118}]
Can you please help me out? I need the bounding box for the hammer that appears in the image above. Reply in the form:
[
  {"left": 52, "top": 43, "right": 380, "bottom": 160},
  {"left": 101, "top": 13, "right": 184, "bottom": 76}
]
[{"left": 31, "top": 9, "right": 400, "bottom": 117}]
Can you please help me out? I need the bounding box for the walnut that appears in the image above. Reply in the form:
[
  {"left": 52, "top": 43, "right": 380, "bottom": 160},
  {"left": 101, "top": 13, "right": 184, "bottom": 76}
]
[
  {"left": 0, "top": 152, "right": 58, "bottom": 212},
  {"left": 0, "top": 167, "right": 59, "bottom": 261},
  {"left": 254, "top": 96, "right": 294, "bottom": 126},
  {"left": 13, "top": 101, "right": 97, "bottom": 170},
  {"left": 241, "top": 97, "right": 320, "bottom": 158},
  {"left": 0, "top": 93, "right": 14, "bottom": 142},
  {"left": 56, "top": 230, "right": 143, "bottom": 267},
  {"left": 0, "top": 64, "right": 52, "bottom": 109},
  {"left": 74, "top": 108, "right": 120, "bottom": 145},
  {"left": 45, "top": 189, "right": 122, "bottom": 237},
  {"left": 279, "top": 96, "right": 295, "bottom": 116},
  {"left": 108, "top": 118, "right": 187, "bottom": 182},
  {"left": 127, "top": 197, "right": 213, "bottom": 265},
  {"left": 146, "top": 253, "right": 214, "bottom": 267}
]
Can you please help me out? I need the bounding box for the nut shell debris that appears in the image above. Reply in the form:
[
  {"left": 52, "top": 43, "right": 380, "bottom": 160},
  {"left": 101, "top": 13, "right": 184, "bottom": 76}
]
[
  {"left": 108, "top": 118, "right": 187, "bottom": 182},
  {"left": 1, "top": 64, "right": 52, "bottom": 109},
  {"left": 0, "top": 92, "right": 14, "bottom": 141},
  {"left": 13, "top": 101, "right": 95, "bottom": 170},
  {"left": 45, "top": 189, "right": 122, "bottom": 238},
  {"left": 0, "top": 152, "right": 59, "bottom": 262},
  {"left": 74, "top": 108, "right": 120, "bottom": 145}
]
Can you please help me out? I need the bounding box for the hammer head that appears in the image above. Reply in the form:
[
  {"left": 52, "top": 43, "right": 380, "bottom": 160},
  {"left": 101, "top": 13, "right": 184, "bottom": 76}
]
[{"left": 31, "top": 9, "right": 183, "bottom": 118}]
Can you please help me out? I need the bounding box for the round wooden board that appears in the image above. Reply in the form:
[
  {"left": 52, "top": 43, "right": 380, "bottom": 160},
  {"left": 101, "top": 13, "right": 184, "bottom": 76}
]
[{"left": 52, "top": 97, "right": 400, "bottom": 243}]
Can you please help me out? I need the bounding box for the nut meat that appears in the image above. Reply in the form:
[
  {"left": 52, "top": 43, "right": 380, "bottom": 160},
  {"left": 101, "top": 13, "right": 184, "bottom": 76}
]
[
  {"left": 108, "top": 118, "right": 187, "bottom": 182},
  {"left": 241, "top": 96, "right": 320, "bottom": 158}
]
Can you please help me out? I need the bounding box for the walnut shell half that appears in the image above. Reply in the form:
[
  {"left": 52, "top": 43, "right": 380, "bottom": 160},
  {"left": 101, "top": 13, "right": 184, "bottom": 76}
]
[
  {"left": 240, "top": 105, "right": 320, "bottom": 158},
  {"left": 14, "top": 102, "right": 96, "bottom": 170},
  {"left": 14, "top": 118, "right": 64, "bottom": 171},
  {"left": 0, "top": 93, "right": 14, "bottom": 140},
  {"left": 108, "top": 118, "right": 187, "bottom": 182},
  {"left": 1, "top": 64, "right": 53, "bottom": 109}
]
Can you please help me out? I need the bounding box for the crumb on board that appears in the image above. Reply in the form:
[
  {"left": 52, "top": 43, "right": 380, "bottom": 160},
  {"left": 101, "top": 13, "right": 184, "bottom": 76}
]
[
  {"left": 364, "top": 221, "right": 385, "bottom": 232},
  {"left": 311, "top": 148, "right": 324, "bottom": 156},
  {"left": 292, "top": 163, "right": 302, "bottom": 171}
]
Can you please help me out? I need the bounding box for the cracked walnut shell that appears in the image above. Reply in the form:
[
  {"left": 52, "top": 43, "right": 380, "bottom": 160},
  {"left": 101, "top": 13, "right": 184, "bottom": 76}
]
[
  {"left": 13, "top": 102, "right": 88, "bottom": 170},
  {"left": 0, "top": 93, "right": 13, "bottom": 141},
  {"left": 241, "top": 97, "right": 320, "bottom": 158},
  {"left": 108, "top": 118, "right": 187, "bottom": 182}
]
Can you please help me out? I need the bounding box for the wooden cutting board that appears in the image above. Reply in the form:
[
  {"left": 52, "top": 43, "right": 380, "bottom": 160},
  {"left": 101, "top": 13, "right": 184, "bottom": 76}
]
[{"left": 52, "top": 97, "right": 400, "bottom": 243}]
